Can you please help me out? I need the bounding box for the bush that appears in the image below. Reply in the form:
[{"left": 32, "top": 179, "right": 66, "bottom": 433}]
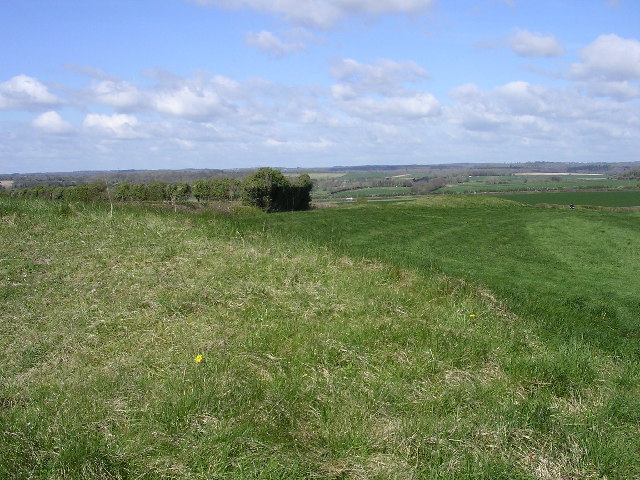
[
  {"left": 147, "top": 181, "right": 168, "bottom": 201},
  {"left": 242, "top": 168, "right": 312, "bottom": 212},
  {"left": 167, "top": 182, "right": 191, "bottom": 202}
]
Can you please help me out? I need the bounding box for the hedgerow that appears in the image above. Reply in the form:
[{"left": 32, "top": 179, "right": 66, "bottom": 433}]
[{"left": 8, "top": 168, "right": 313, "bottom": 212}]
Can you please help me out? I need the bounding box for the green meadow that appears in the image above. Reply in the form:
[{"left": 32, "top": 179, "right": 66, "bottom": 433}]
[{"left": 1, "top": 195, "right": 639, "bottom": 479}]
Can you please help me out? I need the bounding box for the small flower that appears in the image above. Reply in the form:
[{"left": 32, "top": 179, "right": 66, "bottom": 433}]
[
  {"left": 194, "top": 354, "right": 203, "bottom": 363},
  {"left": 469, "top": 314, "right": 476, "bottom": 318}
]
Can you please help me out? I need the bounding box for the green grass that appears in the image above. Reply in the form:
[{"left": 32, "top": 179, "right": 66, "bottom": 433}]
[
  {"left": 236, "top": 196, "right": 640, "bottom": 350},
  {"left": 497, "top": 190, "right": 640, "bottom": 207},
  {"left": 1, "top": 196, "right": 639, "bottom": 479}
]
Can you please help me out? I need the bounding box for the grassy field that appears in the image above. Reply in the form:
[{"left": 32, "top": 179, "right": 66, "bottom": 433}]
[
  {"left": 497, "top": 190, "right": 640, "bottom": 207},
  {"left": 1, "top": 196, "right": 639, "bottom": 479}
]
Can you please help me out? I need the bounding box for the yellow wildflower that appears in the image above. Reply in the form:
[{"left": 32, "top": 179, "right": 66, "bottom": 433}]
[{"left": 194, "top": 354, "right": 203, "bottom": 363}]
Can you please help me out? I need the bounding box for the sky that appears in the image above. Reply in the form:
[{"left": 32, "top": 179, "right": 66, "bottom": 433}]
[{"left": 1, "top": 0, "right": 639, "bottom": 173}]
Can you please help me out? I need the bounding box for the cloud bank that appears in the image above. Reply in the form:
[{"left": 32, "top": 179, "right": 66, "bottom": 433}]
[{"left": 2, "top": 26, "right": 639, "bottom": 172}]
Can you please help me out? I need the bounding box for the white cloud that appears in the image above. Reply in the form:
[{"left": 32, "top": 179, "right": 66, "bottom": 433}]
[
  {"left": 64, "top": 64, "right": 120, "bottom": 81},
  {"left": 89, "top": 80, "right": 144, "bottom": 110},
  {"left": 83, "top": 113, "right": 145, "bottom": 139},
  {"left": 245, "top": 30, "right": 306, "bottom": 57},
  {"left": 445, "top": 80, "right": 640, "bottom": 153},
  {"left": 151, "top": 85, "right": 229, "bottom": 118},
  {"left": 331, "top": 83, "right": 358, "bottom": 100},
  {"left": 493, "top": 81, "right": 555, "bottom": 115},
  {"left": 329, "top": 58, "right": 439, "bottom": 120},
  {"left": 571, "top": 34, "right": 640, "bottom": 81},
  {"left": 264, "top": 137, "right": 333, "bottom": 150},
  {"left": 332, "top": 58, "right": 429, "bottom": 90},
  {"left": 570, "top": 34, "right": 640, "bottom": 100},
  {"left": 579, "top": 80, "right": 640, "bottom": 101},
  {"left": 338, "top": 93, "right": 441, "bottom": 119},
  {"left": 451, "top": 81, "right": 594, "bottom": 121},
  {"left": 6, "top": 61, "right": 639, "bottom": 173},
  {"left": 85, "top": 73, "right": 242, "bottom": 120},
  {"left": 192, "top": 0, "right": 435, "bottom": 28},
  {"left": 0, "top": 75, "right": 61, "bottom": 111},
  {"left": 506, "top": 28, "right": 564, "bottom": 57},
  {"left": 31, "top": 111, "right": 74, "bottom": 134}
]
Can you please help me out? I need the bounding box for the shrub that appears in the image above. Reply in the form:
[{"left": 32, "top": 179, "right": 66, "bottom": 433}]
[
  {"left": 147, "top": 181, "right": 169, "bottom": 201},
  {"left": 242, "top": 168, "right": 312, "bottom": 212},
  {"left": 114, "top": 183, "right": 132, "bottom": 201},
  {"left": 193, "top": 178, "right": 243, "bottom": 201},
  {"left": 167, "top": 182, "right": 191, "bottom": 202}
]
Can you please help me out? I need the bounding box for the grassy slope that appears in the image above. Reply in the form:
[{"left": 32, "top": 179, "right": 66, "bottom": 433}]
[
  {"left": 1, "top": 197, "right": 639, "bottom": 479},
  {"left": 240, "top": 196, "right": 640, "bottom": 352}
]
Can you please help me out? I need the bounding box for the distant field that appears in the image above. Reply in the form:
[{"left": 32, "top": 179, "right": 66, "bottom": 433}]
[
  {"left": 442, "top": 178, "right": 639, "bottom": 193},
  {"left": 331, "top": 186, "right": 412, "bottom": 197},
  {"left": 339, "top": 171, "right": 423, "bottom": 179},
  {"left": 499, "top": 190, "right": 640, "bottom": 207},
  {"left": 304, "top": 172, "right": 345, "bottom": 180}
]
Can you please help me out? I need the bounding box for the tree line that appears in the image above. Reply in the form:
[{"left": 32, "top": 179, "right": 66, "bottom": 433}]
[
  {"left": 0, "top": 169, "right": 231, "bottom": 190},
  {"left": 3, "top": 168, "right": 313, "bottom": 212},
  {"left": 6, "top": 183, "right": 110, "bottom": 202}
]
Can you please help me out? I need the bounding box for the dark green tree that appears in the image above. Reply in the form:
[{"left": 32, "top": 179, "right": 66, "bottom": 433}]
[
  {"left": 242, "top": 168, "right": 290, "bottom": 212},
  {"left": 242, "top": 168, "right": 312, "bottom": 212},
  {"left": 291, "top": 174, "right": 313, "bottom": 211}
]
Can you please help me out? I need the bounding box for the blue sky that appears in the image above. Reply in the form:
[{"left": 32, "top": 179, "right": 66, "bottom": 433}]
[{"left": 1, "top": 0, "right": 639, "bottom": 173}]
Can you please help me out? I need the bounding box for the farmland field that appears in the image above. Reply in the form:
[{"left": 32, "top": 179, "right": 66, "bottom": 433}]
[
  {"left": 330, "top": 186, "right": 412, "bottom": 198},
  {"left": 339, "top": 171, "right": 414, "bottom": 179},
  {"left": 497, "top": 190, "right": 640, "bottom": 207},
  {"left": 1, "top": 195, "right": 639, "bottom": 479},
  {"left": 441, "top": 178, "right": 640, "bottom": 193}
]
